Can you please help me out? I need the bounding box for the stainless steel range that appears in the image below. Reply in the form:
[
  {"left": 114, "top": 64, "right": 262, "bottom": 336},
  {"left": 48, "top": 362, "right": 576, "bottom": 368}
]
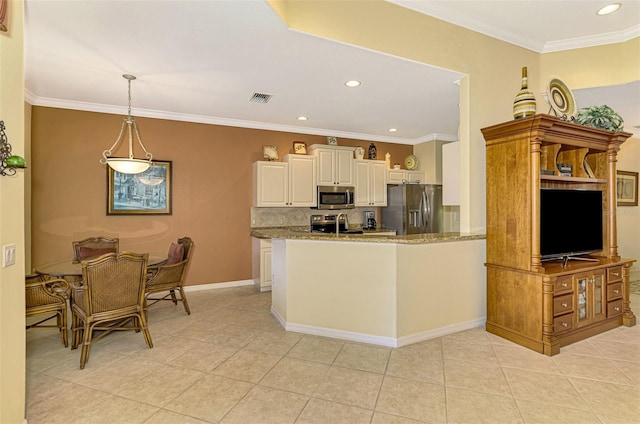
[{"left": 310, "top": 214, "right": 363, "bottom": 234}]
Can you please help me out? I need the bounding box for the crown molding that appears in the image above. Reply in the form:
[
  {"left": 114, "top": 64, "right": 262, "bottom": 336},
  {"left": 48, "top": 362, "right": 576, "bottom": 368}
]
[
  {"left": 542, "top": 25, "right": 640, "bottom": 53},
  {"left": 26, "top": 92, "right": 454, "bottom": 146}
]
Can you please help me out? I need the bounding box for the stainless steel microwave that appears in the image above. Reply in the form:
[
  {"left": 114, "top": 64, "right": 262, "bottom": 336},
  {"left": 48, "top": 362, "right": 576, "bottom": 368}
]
[{"left": 315, "top": 186, "right": 355, "bottom": 210}]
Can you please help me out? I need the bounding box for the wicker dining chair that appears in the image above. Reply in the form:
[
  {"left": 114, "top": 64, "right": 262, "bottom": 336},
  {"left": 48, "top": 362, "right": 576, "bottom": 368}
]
[
  {"left": 26, "top": 274, "right": 70, "bottom": 347},
  {"left": 145, "top": 237, "right": 195, "bottom": 315},
  {"left": 71, "top": 252, "right": 152, "bottom": 369},
  {"left": 71, "top": 236, "right": 119, "bottom": 264}
]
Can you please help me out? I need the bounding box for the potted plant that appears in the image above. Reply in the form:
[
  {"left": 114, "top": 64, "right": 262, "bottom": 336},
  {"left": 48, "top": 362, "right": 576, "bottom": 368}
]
[{"left": 575, "top": 104, "right": 624, "bottom": 132}]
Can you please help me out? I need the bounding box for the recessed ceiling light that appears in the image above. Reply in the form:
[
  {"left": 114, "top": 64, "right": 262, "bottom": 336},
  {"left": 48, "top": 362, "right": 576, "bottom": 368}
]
[
  {"left": 345, "top": 80, "right": 361, "bottom": 88},
  {"left": 597, "top": 3, "right": 621, "bottom": 15},
  {"left": 388, "top": 128, "right": 398, "bottom": 132},
  {"left": 297, "top": 116, "right": 308, "bottom": 121}
]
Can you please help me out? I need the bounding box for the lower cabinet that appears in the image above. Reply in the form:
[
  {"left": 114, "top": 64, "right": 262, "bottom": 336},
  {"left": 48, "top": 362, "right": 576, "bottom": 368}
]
[
  {"left": 252, "top": 238, "right": 272, "bottom": 292},
  {"left": 487, "top": 259, "right": 635, "bottom": 356}
]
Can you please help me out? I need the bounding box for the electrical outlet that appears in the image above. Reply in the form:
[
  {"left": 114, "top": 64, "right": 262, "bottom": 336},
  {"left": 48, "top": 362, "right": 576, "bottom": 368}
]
[{"left": 3, "top": 244, "right": 16, "bottom": 267}]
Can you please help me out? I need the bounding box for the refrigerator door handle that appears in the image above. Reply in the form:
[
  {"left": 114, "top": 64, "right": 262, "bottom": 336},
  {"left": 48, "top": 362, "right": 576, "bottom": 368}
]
[{"left": 421, "top": 191, "right": 429, "bottom": 231}]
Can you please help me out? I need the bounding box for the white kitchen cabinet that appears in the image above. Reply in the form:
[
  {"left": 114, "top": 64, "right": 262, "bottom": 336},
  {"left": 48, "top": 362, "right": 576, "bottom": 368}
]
[
  {"left": 386, "top": 169, "right": 425, "bottom": 185},
  {"left": 251, "top": 238, "right": 272, "bottom": 291},
  {"left": 286, "top": 154, "right": 317, "bottom": 206},
  {"left": 308, "top": 144, "right": 354, "bottom": 186},
  {"left": 355, "top": 160, "right": 387, "bottom": 206},
  {"left": 253, "top": 155, "right": 317, "bottom": 207},
  {"left": 253, "top": 161, "right": 288, "bottom": 207}
]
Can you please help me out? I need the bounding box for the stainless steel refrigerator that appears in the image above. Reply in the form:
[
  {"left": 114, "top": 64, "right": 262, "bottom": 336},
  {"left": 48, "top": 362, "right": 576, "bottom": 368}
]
[{"left": 382, "top": 184, "right": 443, "bottom": 235}]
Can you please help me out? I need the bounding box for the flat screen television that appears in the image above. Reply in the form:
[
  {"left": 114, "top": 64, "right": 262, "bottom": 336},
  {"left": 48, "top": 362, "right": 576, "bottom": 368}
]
[{"left": 540, "top": 188, "right": 603, "bottom": 261}]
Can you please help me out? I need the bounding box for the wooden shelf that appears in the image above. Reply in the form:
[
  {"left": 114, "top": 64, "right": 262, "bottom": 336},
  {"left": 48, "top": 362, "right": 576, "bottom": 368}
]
[{"left": 541, "top": 175, "right": 607, "bottom": 184}]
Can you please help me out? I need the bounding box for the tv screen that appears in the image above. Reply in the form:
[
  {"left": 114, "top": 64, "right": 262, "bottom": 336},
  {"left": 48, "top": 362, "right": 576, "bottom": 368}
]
[{"left": 540, "top": 189, "right": 603, "bottom": 260}]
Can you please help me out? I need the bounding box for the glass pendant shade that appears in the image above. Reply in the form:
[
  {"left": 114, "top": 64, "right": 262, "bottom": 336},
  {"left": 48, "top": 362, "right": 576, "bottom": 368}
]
[
  {"left": 100, "top": 75, "right": 153, "bottom": 174},
  {"left": 106, "top": 158, "right": 150, "bottom": 174}
]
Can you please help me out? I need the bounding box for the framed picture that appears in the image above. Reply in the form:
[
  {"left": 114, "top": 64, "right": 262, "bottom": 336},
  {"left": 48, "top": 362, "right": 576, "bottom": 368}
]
[
  {"left": 616, "top": 170, "right": 638, "bottom": 207},
  {"left": 262, "top": 145, "right": 279, "bottom": 161},
  {"left": 107, "top": 160, "right": 172, "bottom": 215},
  {"left": 293, "top": 141, "right": 307, "bottom": 155}
]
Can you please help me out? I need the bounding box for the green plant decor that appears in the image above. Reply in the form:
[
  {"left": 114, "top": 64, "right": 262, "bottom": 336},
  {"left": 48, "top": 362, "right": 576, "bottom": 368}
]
[{"left": 576, "top": 105, "right": 624, "bottom": 132}]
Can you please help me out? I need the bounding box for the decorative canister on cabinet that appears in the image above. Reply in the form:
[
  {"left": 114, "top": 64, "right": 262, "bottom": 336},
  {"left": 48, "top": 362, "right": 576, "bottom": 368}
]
[
  {"left": 368, "top": 143, "right": 377, "bottom": 159},
  {"left": 513, "top": 66, "right": 536, "bottom": 119},
  {"left": 354, "top": 147, "right": 364, "bottom": 160}
]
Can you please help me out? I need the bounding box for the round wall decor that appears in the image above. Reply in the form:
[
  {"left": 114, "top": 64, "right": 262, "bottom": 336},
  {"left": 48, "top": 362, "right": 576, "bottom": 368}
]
[{"left": 546, "top": 77, "right": 577, "bottom": 120}]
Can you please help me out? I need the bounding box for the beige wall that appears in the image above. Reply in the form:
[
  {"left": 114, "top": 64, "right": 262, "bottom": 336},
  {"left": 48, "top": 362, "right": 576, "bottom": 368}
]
[
  {"left": 269, "top": 0, "right": 640, "bottom": 266},
  {"left": 0, "top": 1, "right": 26, "bottom": 422},
  {"left": 30, "top": 107, "right": 412, "bottom": 285}
]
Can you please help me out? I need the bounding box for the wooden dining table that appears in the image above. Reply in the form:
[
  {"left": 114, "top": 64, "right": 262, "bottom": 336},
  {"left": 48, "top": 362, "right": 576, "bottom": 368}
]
[{"left": 35, "top": 253, "right": 167, "bottom": 277}]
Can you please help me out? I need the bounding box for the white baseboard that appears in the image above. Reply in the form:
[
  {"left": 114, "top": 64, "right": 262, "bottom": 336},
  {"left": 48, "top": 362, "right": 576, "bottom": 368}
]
[
  {"left": 271, "top": 306, "right": 486, "bottom": 348},
  {"left": 396, "top": 317, "right": 486, "bottom": 347},
  {"left": 183, "top": 279, "right": 254, "bottom": 292}
]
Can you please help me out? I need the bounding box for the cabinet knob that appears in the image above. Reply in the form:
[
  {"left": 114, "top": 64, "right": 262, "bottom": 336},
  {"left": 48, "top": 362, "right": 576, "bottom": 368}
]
[
  {"left": 561, "top": 322, "right": 569, "bottom": 327},
  {"left": 613, "top": 272, "right": 620, "bottom": 277},
  {"left": 613, "top": 289, "right": 619, "bottom": 294},
  {"left": 561, "top": 302, "right": 568, "bottom": 308},
  {"left": 562, "top": 282, "right": 568, "bottom": 288},
  {"left": 614, "top": 306, "right": 620, "bottom": 312}
]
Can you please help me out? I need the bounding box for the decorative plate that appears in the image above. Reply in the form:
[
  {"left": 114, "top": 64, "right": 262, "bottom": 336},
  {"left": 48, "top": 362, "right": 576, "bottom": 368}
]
[
  {"left": 404, "top": 154, "right": 419, "bottom": 170},
  {"left": 546, "top": 77, "right": 577, "bottom": 120}
]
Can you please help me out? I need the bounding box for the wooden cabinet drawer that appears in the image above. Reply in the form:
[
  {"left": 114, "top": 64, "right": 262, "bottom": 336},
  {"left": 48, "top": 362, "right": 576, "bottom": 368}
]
[
  {"left": 607, "top": 266, "right": 623, "bottom": 283},
  {"left": 607, "top": 282, "right": 623, "bottom": 301},
  {"left": 553, "top": 294, "right": 573, "bottom": 316},
  {"left": 554, "top": 314, "right": 573, "bottom": 334},
  {"left": 554, "top": 277, "right": 573, "bottom": 295},
  {"left": 607, "top": 299, "right": 623, "bottom": 317}
]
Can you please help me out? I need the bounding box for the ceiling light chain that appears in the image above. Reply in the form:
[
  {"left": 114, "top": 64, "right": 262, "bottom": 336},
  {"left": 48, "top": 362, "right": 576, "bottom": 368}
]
[{"left": 100, "top": 74, "right": 154, "bottom": 174}]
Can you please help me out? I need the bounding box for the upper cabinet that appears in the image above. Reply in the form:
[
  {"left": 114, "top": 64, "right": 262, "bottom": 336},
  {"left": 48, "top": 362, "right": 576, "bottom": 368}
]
[
  {"left": 253, "top": 155, "right": 317, "bottom": 207},
  {"left": 308, "top": 145, "right": 354, "bottom": 186},
  {"left": 354, "top": 160, "right": 387, "bottom": 207},
  {"left": 386, "top": 169, "right": 425, "bottom": 185}
]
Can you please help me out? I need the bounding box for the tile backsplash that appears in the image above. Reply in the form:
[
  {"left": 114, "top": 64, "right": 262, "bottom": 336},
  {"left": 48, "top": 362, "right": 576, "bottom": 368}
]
[
  {"left": 252, "top": 206, "right": 460, "bottom": 232},
  {"left": 251, "top": 207, "right": 372, "bottom": 228}
]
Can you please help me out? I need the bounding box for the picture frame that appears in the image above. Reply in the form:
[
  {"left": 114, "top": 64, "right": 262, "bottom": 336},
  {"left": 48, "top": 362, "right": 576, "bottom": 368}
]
[
  {"left": 616, "top": 170, "right": 638, "bottom": 207},
  {"left": 293, "top": 141, "right": 307, "bottom": 155},
  {"left": 107, "top": 160, "right": 172, "bottom": 215},
  {"left": 262, "top": 145, "right": 279, "bottom": 161}
]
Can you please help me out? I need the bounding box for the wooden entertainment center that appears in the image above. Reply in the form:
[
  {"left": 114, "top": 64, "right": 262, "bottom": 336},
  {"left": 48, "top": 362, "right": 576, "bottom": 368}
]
[{"left": 482, "top": 114, "right": 636, "bottom": 356}]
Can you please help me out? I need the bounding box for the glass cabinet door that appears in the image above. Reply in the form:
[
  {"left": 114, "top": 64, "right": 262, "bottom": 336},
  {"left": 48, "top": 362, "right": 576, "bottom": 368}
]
[{"left": 575, "top": 271, "right": 606, "bottom": 328}]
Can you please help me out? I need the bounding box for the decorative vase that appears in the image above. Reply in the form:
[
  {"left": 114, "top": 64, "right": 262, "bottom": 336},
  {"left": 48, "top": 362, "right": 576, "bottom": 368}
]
[
  {"left": 513, "top": 66, "right": 536, "bottom": 119},
  {"left": 354, "top": 147, "right": 364, "bottom": 160},
  {"left": 368, "top": 143, "right": 377, "bottom": 159}
]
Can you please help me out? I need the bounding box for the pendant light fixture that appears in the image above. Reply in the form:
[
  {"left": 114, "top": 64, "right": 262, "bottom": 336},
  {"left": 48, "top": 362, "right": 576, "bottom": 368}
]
[{"left": 100, "top": 74, "right": 153, "bottom": 174}]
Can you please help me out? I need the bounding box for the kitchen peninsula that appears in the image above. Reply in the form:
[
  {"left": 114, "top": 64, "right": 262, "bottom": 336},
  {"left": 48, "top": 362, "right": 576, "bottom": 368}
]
[{"left": 251, "top": 228, "right": 486, "bottom": 347}]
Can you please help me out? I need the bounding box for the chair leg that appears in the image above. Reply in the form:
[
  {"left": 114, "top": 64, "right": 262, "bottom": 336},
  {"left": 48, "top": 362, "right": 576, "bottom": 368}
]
[
  {"left": 179, "top": 287, "right": 191, "bottom": 315},
  {"left": 79, "top": 321, "right": 93, "bottom": 369},
  {"left": 71, "top": 313, "right": 78, "bottom": 349},
  {"left": 58, "top": 310, "right": 68, "bottom": 347},
  {"left": 138, "top": 312, "right": 153, "bottom": 349},
  {"left": 170, "top": 289, "right": 178, "bottom": 305}
]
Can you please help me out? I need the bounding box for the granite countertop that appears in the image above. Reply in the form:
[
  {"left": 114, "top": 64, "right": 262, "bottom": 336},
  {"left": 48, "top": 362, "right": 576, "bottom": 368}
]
[{"left": 250, "top": 226, "right": 486, "bottom": 244}]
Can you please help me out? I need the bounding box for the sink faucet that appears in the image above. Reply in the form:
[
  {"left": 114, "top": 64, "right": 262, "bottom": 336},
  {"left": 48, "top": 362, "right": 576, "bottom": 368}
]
[{"left": 336, "top": 213, "right": 347, "bottom": 235}]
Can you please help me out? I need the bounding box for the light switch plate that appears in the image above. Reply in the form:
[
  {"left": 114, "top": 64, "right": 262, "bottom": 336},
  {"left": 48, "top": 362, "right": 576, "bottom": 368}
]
[{"left": 3, "top": 244, "right": 16, "bottom": 267}]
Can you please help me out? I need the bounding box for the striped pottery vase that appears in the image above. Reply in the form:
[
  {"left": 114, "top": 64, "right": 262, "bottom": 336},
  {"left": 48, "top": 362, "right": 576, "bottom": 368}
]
[{"left": 513, "top": 67, "right": 536, "bottom": 119}]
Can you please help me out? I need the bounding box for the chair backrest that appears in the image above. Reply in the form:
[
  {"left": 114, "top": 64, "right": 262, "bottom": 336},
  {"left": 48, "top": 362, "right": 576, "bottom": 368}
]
[
  {"left": 176, "top": 236, "right": 194, "bottom": 280},
  {"left": 72, "top": 237, "right": 119, "bottom": 263},
  {"left": 80, "top": 252, "right": 148, "bottom": 314}
]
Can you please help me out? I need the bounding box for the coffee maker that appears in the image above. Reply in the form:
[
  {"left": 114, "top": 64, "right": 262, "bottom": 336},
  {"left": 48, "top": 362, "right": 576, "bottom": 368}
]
[{"left": 363, "top": 211, "right": 377, "bottom": 230}]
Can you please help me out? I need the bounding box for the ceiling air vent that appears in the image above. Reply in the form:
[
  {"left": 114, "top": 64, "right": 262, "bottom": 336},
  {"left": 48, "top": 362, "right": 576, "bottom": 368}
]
[{"left": 249, "top": 92, "right": 272, "bottom": 103}]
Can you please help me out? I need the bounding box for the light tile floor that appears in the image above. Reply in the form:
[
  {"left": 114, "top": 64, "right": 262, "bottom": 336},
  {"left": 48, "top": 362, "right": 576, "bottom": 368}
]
[{"left": 26, "top": 287, "right": 640, "bottom": 424}]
